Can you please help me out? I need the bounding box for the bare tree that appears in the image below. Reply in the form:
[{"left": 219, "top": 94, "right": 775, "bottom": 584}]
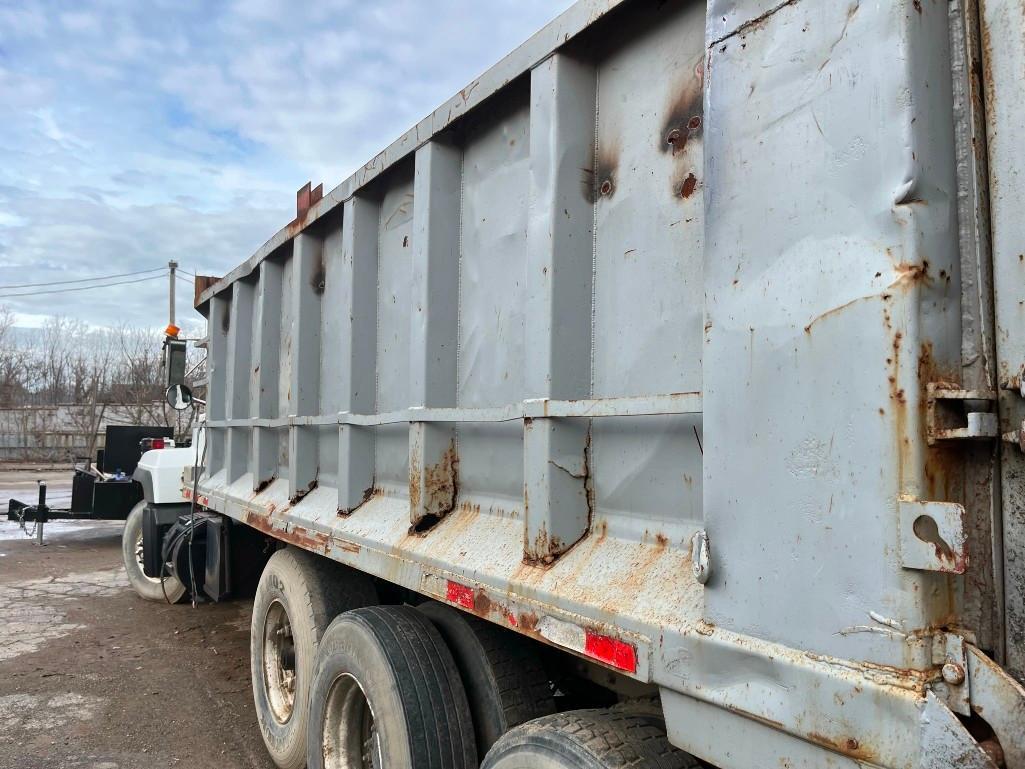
[
  {"left": 0, "top": 307, "right": 28, "bottom": 406},
  {"left": 0, "top": 305, "right": 209, "bottom": 459}
]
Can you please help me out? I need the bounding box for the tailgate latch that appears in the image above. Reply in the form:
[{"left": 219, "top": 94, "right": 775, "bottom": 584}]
[{"left": 926, "top": 383, "right": 998, "bottom": 444}]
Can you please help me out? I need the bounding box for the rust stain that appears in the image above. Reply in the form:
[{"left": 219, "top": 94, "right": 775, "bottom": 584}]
[
  {"left": 290, "top": 478, "right": 318, "bottom": 505},
  {"left": 892, "top": 260, "right": 930, "bottom": 285},
  {"left": 806, "top": 731, "right": 874, "bottom": 763},
  {"left": 288, "top": 181, "right": 324, "bottom": 238},
  {"left": 522, "top": 426, "right": 593, "bottom": 567},
  {"left": 660, "top": 55, "right": 705, "bottom": 158},
  {"left": 917, "top": 342, "right": 963, "bottom": 505},
  {"left": 518, "top": 612, "right": 539, "bottom": 632},
  {"left": 473, "top": 590, "right": 492, "bottom": 616},
  {"left": 409, "top": 440, "right": 459, "bottom": 534},
  {"left": 254, "top": 476, "right": 276, "bottom": 494},
  {"left": 339, "top": 485, "right": 379, "bottom": 517},
  {"left": 586, "top": 138, "right": 620, "bottom": 204},
  {"left": 246, "top": 511, "right": 330, "bottom": 554},
  {"left": 680, "top": 172, "right": 699, "bottom": 199}
]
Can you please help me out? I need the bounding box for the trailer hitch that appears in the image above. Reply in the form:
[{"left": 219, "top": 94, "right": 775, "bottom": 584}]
[{"left": 7, "top": 482, "right": 49, "bottom": 545}]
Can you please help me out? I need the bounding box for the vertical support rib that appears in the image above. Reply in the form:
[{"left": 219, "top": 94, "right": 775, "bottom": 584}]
[
  {"left": 225, "top": 280, "right": 254, "bottom": 483},
  {"left": 409, "top": 139, "right": 462, "bottom": 528},
  {"left": 251, "top": 259, "right": 282, "bottom": 489},
  {"left": 206, "top": 293, "right": 230, "bottom": 479},
  {"left": 523, "top": 53, "right": 597, "bottom": 563},
  {"left": 337, "top": 196, "right": 380, "bottom": 514},
  {"left": 287, "top": 232, "right": 323, "bottom": 501}
]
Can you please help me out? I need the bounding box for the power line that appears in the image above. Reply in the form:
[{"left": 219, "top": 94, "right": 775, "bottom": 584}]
[
  {"left": 0, "top": 266, "right": 166, "bottom": 291},
  {"left": 0, "top": 273, "right": 165, "bottom": 299}
]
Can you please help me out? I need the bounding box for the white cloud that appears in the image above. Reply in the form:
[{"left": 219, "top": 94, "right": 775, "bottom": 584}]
[{"left": 0, "top": 0, "right": 574, "bottom": 328}]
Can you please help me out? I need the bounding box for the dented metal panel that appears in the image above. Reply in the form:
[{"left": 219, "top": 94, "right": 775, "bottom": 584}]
[{"left": 194, "top": 0, "right": 1025, "bottom": 766}]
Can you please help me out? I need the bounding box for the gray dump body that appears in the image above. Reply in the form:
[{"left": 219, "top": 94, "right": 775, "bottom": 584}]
[{"left": 193, "top": 0, "right": 1025, "bottom": 765}]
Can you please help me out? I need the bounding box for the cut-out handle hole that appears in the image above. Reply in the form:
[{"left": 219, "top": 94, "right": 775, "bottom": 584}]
[{"left": 912, "top": 514, "right": 954, "bottom": 560}]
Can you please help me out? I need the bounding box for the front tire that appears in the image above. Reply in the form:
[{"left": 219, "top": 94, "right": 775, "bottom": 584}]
[
  {"left": 252, "top": 547, "right": 378, "bottom": 769},
  {"left": 307, "top": 605, "right": 478, "bottom": 769},
  {"left": 122, "top": 501, "right": 185, "bottom": 603}
]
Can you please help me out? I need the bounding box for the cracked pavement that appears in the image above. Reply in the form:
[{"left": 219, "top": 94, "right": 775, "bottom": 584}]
[{"left": 0, "top": 469, "right": 275, "bottom": 769}]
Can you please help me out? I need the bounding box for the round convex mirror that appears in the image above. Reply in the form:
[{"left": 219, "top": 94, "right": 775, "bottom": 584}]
[{"left": 165, "top": 384, "right": 194, "bottom": 411}]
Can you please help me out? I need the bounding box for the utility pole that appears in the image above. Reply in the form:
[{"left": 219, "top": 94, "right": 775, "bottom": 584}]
[{"left": 168, "top": 260, "right": 178, "bottom": 328}]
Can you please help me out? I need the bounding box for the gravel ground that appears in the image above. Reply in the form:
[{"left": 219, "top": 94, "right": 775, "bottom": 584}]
[{"left": 0, "top": 468, "right": 276, "bottom": 769}]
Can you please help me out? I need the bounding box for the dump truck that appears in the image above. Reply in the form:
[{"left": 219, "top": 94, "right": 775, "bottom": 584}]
[{"left": 138, "top": 0, "right": 1025, "bottom": 766}]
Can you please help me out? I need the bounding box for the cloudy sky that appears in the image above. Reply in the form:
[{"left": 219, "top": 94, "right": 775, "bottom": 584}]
[{"left": 0, "top": 0, "right": 572, "bottom": 329}]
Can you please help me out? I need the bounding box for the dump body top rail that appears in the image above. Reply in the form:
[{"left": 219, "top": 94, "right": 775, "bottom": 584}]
[{"left": 195, "top": 0, "right": 1025, "bottom": 766}]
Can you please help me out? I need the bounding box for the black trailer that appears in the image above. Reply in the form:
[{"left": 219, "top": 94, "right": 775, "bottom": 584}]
[{"left": 7, "top": 425, "right": 174, "bottom": 536}]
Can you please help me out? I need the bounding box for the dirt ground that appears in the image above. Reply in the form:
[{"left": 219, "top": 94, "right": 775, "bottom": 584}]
[{"left": 0, "top": 467, "right": 276, "bottom": 769}]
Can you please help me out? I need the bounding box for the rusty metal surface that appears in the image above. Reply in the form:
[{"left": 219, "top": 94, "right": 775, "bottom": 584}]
[
  {"left": 979, "top": 0, "right": 1025, "bottom": 686},
  {"left": 192, "top": 0, "right": 1025, "bottom": 765},
  {"left": 948, "top": 0, "right": 1004, "bottom": 662},
  {"left": 967, "top": 644, "right": 1025, "bottom": 769}
]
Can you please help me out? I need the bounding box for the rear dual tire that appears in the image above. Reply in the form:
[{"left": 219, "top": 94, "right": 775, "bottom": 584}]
[
  {"left": 482, "top": 709, "right": 700, "bottom": 769},
  {"left": 307, "top": 605, "right": 478, "bottom": 769},
  {"left": 417, "top": 600, "right": 556, "bottom": 757},
  {"left": 252, "top": 548, "right": 378, "bottom": 769}
]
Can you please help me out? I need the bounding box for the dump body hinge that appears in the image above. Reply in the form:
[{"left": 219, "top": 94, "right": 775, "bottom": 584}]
[
  {"left": 927, "top": 383, "right": 998, "bottom": 445},
  {"left": 932, "top": 632, "right": 971, "bottom": 716}
]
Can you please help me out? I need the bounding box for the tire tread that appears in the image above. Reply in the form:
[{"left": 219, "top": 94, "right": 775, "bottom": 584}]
[
  {"left": 351, "top": 606, "right": 476, "bottom": 768},
  {"left": 484, "top": 708, "right": 700, "bottom": 769}
]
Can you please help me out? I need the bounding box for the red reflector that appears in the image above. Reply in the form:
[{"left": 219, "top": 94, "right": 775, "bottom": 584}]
[
  {"left": 446, "top": 580, "right": 475, "bottom": 610},
  {"left": 584, "top": 630, "right": 637, "bottom": 673}
]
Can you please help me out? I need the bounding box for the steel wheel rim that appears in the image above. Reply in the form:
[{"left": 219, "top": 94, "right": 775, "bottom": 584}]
[
  {"left": 135, "top": 529, "right": 162, "bottom": 585},
  {"left": 322, "top": 672, "right": 382, "bottom": 769},
  {"left": 262, "top": 600, "right": 297, "bottom": 724}
]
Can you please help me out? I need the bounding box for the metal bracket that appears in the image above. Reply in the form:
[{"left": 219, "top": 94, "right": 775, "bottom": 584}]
[
  {"left": 927, "top": 383, "right": 998, "bottom": 444},
  {"left": 932, "top": 633, "right": 971, "bottom": 716},
  {"left": 966, "top": 645, "right": 1025, "bottom": 769},
  {"left": 898, "top": 498, "right": 968, "bottom": 574},
  {"left": 691, "top": 530, "right": 710, "bottom": 585}
]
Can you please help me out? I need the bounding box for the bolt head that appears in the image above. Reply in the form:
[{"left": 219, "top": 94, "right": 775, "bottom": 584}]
[{"left": 941, "top": 662, "right": 965, "bottom": 685}]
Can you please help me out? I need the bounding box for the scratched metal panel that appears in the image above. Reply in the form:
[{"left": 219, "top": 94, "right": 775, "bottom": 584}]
[
  {"left": 456, "top": 91, "right": 530, "bottom": 503},
  {"left": 703, "top": 0, "right": 963, "bottom": 668},
  {"left": 375, "top": 172, "right": 415, "bottom": 492},
  {"left": 591, "top": 2, "right": 705, "bottom": 535}
]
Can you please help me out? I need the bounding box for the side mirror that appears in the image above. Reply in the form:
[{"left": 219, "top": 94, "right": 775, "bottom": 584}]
[{"left": 166, "top": 384, "right": 194, "bottom": 411}]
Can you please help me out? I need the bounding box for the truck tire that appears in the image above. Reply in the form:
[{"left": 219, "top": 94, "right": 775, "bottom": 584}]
[
  {"left": 481, "top": 709, "right": 700, "bottom": 769},
  {"left": 122, "top": 501, "right": 186, "bottom": 603},
  {"left": 307, "top": 605, "right": 477, "bottom": 769},
  {"left": 252, "top": 547, "right": 378, "bottom": 769},
  {"left": 418, "top": 600, "right": 555, "bottom": 756}
]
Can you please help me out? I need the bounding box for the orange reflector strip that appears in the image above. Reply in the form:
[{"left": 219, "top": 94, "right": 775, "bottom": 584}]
[
  {"left": 584, "top": 630, "right": 637, "bottom": 673},
  {"left": 446, "top": 580, "right": 475, "bottom": 610}
]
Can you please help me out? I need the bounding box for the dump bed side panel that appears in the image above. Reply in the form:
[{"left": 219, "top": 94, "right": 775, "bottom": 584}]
[{"left": 193, "top": 0, "right": 1025, "bottom": 765}]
